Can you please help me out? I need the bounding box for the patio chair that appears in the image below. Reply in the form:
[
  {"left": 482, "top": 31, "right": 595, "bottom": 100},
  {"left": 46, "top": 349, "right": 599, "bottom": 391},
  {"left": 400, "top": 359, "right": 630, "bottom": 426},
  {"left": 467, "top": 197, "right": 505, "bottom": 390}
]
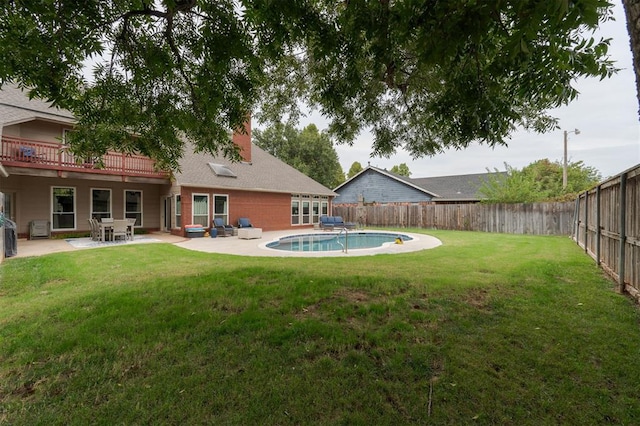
[
  {"left": 319, "top": 215, "right": 334, "bottom": 231},
  {"left": 100, "top": 217, "right": 114, "bottom": 241},
  {"left": 18, "top": 146, "right": 45, "bottom": 162},
  {"left": 238, "top": 217, "right": 253, "bottom": 228},
  {"left": 111, "top": 219, "right": 129, "bottom": 242},
  {"left": 88, "top": 219, "right": 100, "bottom": 241},
  {"left": 93, "top": 218, "right": 103, "bottom": 240},
  {"left": 334, "top": 216, "right": 356, "bottom": 230},
  {"left": 126, "top": 218, "right": 136, "bottom": 240},
  {"left": 213, "top": 218, "right": 234, "bottom": 237}
]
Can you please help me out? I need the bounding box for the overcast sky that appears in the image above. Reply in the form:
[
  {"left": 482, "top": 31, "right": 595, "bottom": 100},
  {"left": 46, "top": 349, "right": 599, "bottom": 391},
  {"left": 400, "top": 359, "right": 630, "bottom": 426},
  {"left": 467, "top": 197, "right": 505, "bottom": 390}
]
[{"left": 296, "top": 2, "right": 640, "bottom": 180}]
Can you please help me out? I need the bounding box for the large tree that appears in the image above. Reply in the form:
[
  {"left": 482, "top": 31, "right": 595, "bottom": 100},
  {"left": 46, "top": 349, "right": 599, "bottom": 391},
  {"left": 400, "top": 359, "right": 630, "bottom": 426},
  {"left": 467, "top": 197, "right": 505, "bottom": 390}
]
[
  {"left": 623, "top": 0, "right": 640, "bottom": 115},
  {"left": 390, "top": 163, "right": 411, "bottom": 177},
  {"left": 253, "top": 123, "right": 344, "bottom": 189},
  {"left": 347, "top": 162, "right": 364, "bottom": 179},
  {"left": 480, "top": 159, "right": 602, "bottom": 203},
  {"left": 0, "top": 1, "right": 618, "bottom": 169}
]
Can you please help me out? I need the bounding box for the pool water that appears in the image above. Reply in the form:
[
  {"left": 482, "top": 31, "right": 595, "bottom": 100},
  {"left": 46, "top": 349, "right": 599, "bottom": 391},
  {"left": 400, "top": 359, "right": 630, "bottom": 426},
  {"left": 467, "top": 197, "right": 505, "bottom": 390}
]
[{"left": 265, "top": 232, "right": 413, "bottom": 252}]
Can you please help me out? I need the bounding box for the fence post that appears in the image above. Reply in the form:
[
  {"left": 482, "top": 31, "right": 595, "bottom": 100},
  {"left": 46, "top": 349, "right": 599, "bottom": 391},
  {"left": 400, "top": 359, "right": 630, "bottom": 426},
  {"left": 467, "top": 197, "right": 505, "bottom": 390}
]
[
  {"left": 583, "top": 191, "right": 588, "bottom": 253},
  {"left": 617, "top": 173, "right": 627, "bottom": 294},
  {"left": 574, "top": 196, "right": 581, "bottom": 244},
  {"left": 595, "top": 185, "right": 601, "bottom": 266}
]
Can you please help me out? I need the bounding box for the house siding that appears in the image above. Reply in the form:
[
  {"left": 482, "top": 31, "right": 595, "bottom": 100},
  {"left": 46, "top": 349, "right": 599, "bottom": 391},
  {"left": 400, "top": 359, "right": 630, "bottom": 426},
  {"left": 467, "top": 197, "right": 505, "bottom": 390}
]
[
  {"left": 3, "top": 121, "right": 71, "bottom": 143},
  {"left": 2, "top": 85, "right": 336, "bottom": 238},
  {"left": 335, "top": 169, "right": 432, "bottom": 204},
  {"left": 179, "top": 187, "right": 316, "bottom": 232},
  {"left": 2, "top": 174, "right": 169, "bottom": 237},
  {"left": 229, "top": 190, "right": 293, "bottom": 231}
]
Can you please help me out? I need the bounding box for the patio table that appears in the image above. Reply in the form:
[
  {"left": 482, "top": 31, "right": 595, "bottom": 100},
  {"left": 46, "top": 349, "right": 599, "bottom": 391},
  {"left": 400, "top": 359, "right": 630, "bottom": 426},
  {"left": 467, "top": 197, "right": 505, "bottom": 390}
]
[{"left": 99, "top": 219, "right": 135, "bottom": 242}]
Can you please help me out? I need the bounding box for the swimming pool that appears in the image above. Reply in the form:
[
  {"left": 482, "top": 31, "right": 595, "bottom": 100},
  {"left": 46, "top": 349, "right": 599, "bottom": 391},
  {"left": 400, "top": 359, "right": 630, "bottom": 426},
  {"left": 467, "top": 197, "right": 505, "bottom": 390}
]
[{"left": 265, "top": 231, "right": 413, "bottom": 252}]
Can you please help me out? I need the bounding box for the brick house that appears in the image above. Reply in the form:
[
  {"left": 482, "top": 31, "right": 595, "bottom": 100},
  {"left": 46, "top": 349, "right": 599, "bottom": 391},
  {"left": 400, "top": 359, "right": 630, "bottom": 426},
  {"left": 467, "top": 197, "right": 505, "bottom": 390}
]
[{"left": 0, "top": 84, "right": 336, "bottom": 238}]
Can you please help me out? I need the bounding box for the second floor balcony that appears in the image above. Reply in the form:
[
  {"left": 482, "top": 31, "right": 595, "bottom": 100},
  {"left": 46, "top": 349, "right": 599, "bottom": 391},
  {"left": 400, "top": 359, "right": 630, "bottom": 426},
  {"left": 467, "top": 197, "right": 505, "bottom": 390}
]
[{"left": 0, "top": 136, "right": 171, "bottom": 180}]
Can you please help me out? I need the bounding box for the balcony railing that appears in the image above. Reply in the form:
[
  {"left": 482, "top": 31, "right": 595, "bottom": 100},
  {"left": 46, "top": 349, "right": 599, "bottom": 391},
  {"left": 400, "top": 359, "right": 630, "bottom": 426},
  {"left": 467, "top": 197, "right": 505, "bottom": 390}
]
[{"left": 0, "top": 136, "right": 171, "bottom": 179}]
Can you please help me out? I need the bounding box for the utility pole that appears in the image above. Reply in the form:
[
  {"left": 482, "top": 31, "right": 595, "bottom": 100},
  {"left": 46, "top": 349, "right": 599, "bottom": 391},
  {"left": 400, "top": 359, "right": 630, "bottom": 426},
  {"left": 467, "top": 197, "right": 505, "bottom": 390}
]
[{"left": 563, "top": 128, "right": 580, "bottom": 189}]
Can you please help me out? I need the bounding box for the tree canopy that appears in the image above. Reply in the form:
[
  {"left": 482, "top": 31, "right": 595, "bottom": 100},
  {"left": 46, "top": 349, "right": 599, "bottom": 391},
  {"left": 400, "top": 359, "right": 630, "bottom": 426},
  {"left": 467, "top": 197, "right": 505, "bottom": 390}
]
[
  {"left": 0, "top": 1, "right": 618, "bottom": 169},
  {"left": 253, "top": 123, "right": 344, "bottom": 189},
  {"left": 347, "top": 162, "right": 364, "bottom": 179},
  {"left": 390, "top": 163, "right": 411, "bottom": 177},
  {"left": 622, "top": 0, "right": 640, "bottom": 116},
  {"left": 479, "top": 159, "right": 602, "bottom": 203}
]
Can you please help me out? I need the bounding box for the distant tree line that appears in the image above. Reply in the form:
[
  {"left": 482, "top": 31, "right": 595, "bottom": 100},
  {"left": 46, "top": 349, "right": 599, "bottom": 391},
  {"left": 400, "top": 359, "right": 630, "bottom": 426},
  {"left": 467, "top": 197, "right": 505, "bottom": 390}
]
[
  {"left": 480, "top": 159, "right": 601, "bottom": 203},
  {"left": 253, "top": 123, "right": 345, "bottom": 189},
  {"left": 347, "top": 161, "right": 411, "bottom": 179}
]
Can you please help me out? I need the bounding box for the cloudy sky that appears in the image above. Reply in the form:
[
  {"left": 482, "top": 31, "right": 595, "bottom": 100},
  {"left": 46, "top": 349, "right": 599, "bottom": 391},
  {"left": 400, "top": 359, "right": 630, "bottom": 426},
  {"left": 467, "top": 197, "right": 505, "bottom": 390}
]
[{"left": 297, "top": 2, "right": 640, "bottom": 180}]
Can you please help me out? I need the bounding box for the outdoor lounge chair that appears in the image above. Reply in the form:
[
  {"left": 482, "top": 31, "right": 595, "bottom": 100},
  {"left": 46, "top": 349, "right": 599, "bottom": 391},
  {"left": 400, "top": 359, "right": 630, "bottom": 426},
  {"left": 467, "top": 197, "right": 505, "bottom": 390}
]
[
  {"left": 319, "top": 215, "right": 335, "bottom": 230},
  {"left": 238, "top": 217, "right": 253, "bottom": 228},
  {"left": 320, "top": 215, "right": 356, "bottom": 230},
  {"left": 334, "top": 216, "right": 356, "bottom": 230},
  {"left": 213, "top": 218, "right": 234, "bottom": 237}
]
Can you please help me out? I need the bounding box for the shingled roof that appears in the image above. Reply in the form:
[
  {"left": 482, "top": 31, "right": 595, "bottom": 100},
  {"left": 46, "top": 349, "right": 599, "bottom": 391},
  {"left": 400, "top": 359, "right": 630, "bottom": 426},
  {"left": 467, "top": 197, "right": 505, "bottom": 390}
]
[
  {"left": 365, "top": 166, "right": 501, "bottom": 201},
  {"left": 0, "top": 83, "right": 75, "bottom": 126},
  {"left": 175, "top": 142, "right": 336, "bottom": 196},
  {"left": 335, "top": 166, "right": 440, "bottom": 197},
  {"left": 412, "top": 172, "right": 502, "bottom": 201},
  {"left": 336, "top": 165, "right": 504, "bottom": 202}
]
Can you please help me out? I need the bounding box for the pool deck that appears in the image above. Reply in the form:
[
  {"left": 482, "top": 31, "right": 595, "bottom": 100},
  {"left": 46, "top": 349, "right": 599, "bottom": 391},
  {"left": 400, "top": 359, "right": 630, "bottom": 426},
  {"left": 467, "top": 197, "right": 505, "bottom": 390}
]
[
  {"left": 8, "top": 229, "right": 442, "bottom": 259},
  {"left": 179, "top": 230, "right": 442, "bottom": 257}
]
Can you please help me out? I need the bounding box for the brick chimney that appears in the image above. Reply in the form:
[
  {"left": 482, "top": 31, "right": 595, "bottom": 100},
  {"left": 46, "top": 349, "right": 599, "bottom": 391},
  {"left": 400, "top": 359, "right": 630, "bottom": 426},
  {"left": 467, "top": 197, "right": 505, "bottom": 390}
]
[{"left": 232, "top": 116, "right": 252, "bottom": 162}]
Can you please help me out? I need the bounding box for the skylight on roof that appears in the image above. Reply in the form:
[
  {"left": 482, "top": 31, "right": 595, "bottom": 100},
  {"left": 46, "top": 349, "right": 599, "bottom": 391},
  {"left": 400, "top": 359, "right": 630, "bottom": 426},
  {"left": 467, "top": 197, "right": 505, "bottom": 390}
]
[{"left": 208, "top": 163, "right": 237, "bottom": 178}]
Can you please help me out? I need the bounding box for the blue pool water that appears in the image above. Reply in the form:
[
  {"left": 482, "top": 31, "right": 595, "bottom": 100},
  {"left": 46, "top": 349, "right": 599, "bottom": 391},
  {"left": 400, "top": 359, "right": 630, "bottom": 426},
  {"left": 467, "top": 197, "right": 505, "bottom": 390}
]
[{"left": 265, "top": 232, "right": 413, "bottom": 252}]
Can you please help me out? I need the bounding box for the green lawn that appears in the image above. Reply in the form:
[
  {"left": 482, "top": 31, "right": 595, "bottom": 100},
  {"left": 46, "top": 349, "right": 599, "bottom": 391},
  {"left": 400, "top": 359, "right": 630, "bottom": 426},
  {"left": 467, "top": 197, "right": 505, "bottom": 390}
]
[{"left": 1, "top": 230, "right": 639, "bottom": 425}]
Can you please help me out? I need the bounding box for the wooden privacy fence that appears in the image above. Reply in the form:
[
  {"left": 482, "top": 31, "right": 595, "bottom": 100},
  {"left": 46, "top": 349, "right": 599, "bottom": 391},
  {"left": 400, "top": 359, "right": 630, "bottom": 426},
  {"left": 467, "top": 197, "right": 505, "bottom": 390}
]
[
  {"left": 333, "top": 202, "right": 575, "bottom": 235},
  {"left": 573, "top": 164, "right": 640, "bottom": 299}
]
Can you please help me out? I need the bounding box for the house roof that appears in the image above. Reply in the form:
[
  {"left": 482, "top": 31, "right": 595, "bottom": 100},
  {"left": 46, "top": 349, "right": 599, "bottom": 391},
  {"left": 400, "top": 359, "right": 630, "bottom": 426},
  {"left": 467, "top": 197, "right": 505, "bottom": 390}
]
[
  {"left": 176, "top": 143, "right": 336, "bottom": 196},
  {"left": 412, "top": 172, "right": 502, "bottom": 201},
  {"left": 334, "top": 166, "right": 440, "bottom": 198},
  {"left": 336, "top": 165, "right": 503, "bottom": 202},
  {"left": 0, "top": 83, "right": 75, "bottom": 126}
]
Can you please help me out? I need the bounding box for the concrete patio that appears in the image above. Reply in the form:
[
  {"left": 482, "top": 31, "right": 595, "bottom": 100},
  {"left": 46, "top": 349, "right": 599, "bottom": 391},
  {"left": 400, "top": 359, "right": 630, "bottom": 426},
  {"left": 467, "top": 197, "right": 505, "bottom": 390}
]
[{"left": 7, "top": 229, "right": 442, "bottom": 259}]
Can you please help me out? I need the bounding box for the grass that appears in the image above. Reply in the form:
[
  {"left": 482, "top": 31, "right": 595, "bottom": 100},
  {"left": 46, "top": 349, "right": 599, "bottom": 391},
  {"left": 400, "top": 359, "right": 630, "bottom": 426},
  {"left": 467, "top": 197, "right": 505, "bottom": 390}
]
[{"left": 1, "top": 230, "right": 639, "bottom": 425}]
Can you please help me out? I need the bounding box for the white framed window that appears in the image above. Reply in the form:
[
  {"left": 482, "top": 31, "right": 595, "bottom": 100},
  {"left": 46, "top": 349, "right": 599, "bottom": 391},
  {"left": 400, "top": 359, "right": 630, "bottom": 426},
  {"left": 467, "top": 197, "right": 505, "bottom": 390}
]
[
  {"left": 175, "top": 195, "right": 182, "bottom": 228},
  {"left": 213, "top": 195, "right": 229, "bottom": 224},
  {"left": 192, "top": 193, "right": 209, "bottom": 227},
  {"left": 302, "top": 196, "right": 310, "bottom": 224},
  {"left": 52, "top": 186, "right": 76, "bottom": 230},
  {"left": 292, "top": 194, "right": 321, "bottom": 225},
  {"left": 124, "top": 190, "right": 143, "bottom": 226},
  {"left": 291, "top": 197, "right": 300, "bottom": 225},
  {"left": 312, "top": 200, "right": 320, "bottom": 224},
  {"left": 90, "top": 188, "right": 111, "bottom": 220}
]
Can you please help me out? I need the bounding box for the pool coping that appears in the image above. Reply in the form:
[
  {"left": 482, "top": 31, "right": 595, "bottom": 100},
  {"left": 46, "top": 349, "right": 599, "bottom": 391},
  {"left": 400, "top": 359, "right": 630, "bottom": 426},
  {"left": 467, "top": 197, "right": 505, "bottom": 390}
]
[{"left": 176, "top": 229, "right": 442, "bottom": 257}]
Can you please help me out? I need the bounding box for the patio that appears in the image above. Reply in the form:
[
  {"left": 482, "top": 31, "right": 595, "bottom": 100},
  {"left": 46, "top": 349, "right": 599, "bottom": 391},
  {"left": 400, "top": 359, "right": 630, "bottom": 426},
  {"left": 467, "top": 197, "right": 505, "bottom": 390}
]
[
  {"left": 9, "top": 230, "right": 442, "bottom": 258},
  {"left": 11, "top": 232, "right": 187, "bottom": 258}
]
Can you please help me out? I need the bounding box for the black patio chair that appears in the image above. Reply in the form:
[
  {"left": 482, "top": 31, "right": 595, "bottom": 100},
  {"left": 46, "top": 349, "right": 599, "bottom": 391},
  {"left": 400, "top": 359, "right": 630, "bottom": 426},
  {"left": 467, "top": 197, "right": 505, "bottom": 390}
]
[{"left": 213, "top": 218, "right": 234, "bottom": 237}]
